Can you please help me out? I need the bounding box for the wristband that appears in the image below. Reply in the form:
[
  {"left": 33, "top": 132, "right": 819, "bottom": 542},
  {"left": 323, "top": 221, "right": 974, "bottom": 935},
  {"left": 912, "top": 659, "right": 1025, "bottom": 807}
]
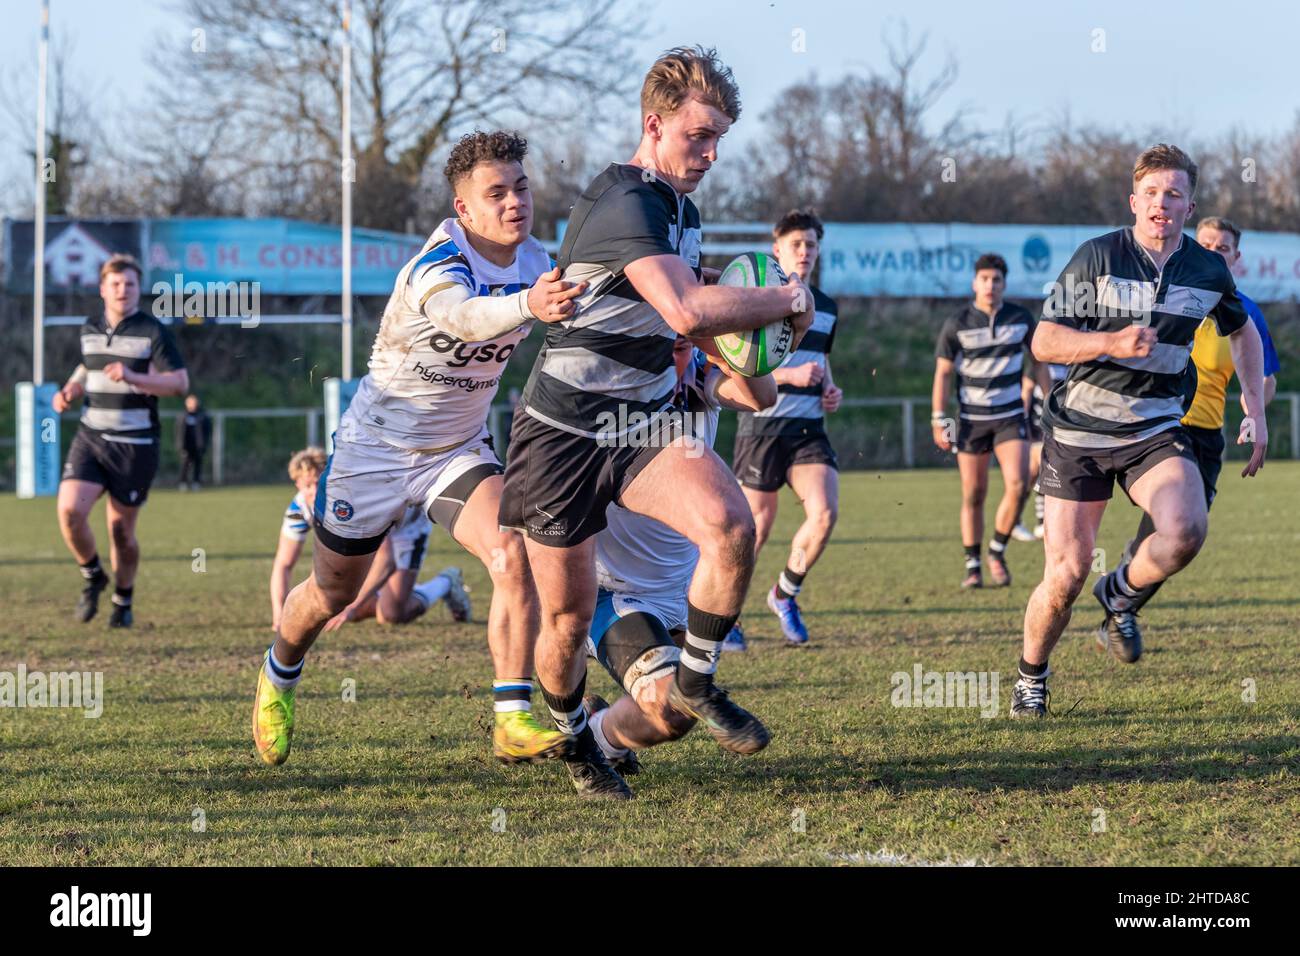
[{"left": 517, "top": 288, "right": 537, "bottom": 321}]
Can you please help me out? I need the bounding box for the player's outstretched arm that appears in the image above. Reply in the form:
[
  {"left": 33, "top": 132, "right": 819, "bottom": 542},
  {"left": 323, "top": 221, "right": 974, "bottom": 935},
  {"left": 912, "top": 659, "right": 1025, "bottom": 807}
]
[
  {"left": 417, "top": 268, "right": 586, "bottom": 343},
  {"left": 270, "top": 535, "right": 304, "bottom": 632},
  {"left": 624, "top": 254, "right": 812, "bottom": 339},
  {"left": 1228, "top": 319, "right": 1269, "bottom": 477}
]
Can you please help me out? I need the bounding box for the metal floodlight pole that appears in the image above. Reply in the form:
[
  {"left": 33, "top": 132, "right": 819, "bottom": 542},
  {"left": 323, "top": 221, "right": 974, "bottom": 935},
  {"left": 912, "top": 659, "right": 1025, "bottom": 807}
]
[
  {"left": 340, "top": 0, "right": 353, "bottom": 381},
  {"left": 33, "top": 0, "right": 50, "bottom": 385}
]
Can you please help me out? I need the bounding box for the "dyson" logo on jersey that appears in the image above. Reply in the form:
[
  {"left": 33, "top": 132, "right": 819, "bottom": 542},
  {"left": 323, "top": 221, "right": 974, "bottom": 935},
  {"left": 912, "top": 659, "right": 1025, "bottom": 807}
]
[{"left": 427, "top": 332, "right": 517, "bottom": 367}]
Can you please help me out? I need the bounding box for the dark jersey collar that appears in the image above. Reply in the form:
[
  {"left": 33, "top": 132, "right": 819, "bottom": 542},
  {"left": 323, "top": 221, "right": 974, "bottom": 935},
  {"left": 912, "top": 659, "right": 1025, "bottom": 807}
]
[
  {"left": 1124, "top": 226, "right": 1185, "bottom": 273},
  {"left": 90, "top": 309, "right": 150, "bottom": 334}
]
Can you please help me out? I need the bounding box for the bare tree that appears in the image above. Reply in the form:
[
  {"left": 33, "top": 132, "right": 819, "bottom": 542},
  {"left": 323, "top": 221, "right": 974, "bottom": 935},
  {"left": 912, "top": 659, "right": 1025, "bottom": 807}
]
[
  {"left": 137, "top": 0, "right": 640, "bottom": 229},
  {"left": 0, "top": 37, "right": 100, "bottom": 216}
]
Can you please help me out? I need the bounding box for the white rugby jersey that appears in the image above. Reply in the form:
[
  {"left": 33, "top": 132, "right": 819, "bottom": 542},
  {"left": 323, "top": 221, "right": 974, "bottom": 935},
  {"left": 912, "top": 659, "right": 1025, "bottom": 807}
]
[
  {"left": 349, "top": 218, "right": 551, "bottom": 450},
  {"left": 281, "top": 490, "right": 313, "bottom": 541},
  {"left": 596, "top": 350, "right": 721, "bottom": 600},
  {"left": 281, "top": 493, "right": 428, "bottom": 542}
]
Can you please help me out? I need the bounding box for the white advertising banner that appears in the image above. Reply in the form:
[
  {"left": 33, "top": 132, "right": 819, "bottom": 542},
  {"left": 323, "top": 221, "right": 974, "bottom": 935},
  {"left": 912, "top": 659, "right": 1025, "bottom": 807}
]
[{"left": 820, "top": 223, "right": 1300, "bottom": 302}]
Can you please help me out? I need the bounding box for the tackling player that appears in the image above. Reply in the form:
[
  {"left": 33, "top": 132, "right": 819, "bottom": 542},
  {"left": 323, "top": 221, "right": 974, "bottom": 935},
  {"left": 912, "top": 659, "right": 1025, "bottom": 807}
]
[
  {"left": 1100, "top": 216, "right": 1281, "bottom": 661},
  {"left": 728, "top": 209, "right": 841, "bottom": 650},
  {"left": 931, "top": 254, "right": 1048, "bottom": 588},
  {"left": 52, "top": 254, "right": 188, "bottom": 628},
  {"left": 1011, "top": 145, "right": 1267, "bottom": 717},
  {"left": 269, "top": 448, "right": 469, "bottom": 633},
  {"left": 252, "top": 131, "right": 587, "bottom": 766},
  {"left": 585, "top": 337, "right": 776, "bottom": 769},
  {"left": 498, "top": 47, "right": 813, "bottom": 799}
]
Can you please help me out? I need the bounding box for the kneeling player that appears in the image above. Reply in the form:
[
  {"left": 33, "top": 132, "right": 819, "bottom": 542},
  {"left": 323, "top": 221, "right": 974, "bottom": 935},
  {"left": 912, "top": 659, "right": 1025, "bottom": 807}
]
[
  {"left": 585, "top": 337, "right": 777, "bottom": 771},
  {"left": 270, "top": 448, "right": 468, "bottom": 633}
]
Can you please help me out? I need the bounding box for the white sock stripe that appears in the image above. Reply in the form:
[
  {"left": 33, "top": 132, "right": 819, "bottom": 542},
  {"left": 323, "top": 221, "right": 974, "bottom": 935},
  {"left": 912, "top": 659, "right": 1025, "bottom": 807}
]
[
  {"left": 678, "top": 653, "right": 718, "bottom": 675},
  {"left": 778, "top": 573, "right": 802, "bottom": 594},
  {"left": 494, "top": 699, "right": 531, "bottom": 713},
  {"left": 546, "top": 705, "right": 587, "bottom": 733},
  {"left": 264, "top": 656, "right": 303, "bottom": 691},
  {"left": 684, "top": 633, "right": 722, "bottom": 652},
  {"left": 493, "top": 680, "right": 534, "bottom": 691},
  {"left": 269, "top": 648, "right": 303, "bottom": 676}
]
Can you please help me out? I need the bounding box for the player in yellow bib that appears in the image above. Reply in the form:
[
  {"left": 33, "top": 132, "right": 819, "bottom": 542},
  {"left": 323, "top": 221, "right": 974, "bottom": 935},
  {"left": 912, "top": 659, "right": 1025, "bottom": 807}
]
[{"left": 1103, "top": 216, "right": 1281, "bottom": 662}]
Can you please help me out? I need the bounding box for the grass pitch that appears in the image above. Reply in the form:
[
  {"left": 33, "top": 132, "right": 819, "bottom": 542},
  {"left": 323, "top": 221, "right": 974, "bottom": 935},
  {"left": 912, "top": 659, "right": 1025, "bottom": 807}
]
[{"left": 2, "top": 465, "right": 1297, "bottom": 866}]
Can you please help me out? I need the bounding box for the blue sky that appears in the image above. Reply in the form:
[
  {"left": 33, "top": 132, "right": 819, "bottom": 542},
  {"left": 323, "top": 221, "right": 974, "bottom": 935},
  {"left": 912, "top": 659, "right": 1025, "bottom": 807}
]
[{"left": 2, "top": 0, "right": 1297, "bottom": 216}]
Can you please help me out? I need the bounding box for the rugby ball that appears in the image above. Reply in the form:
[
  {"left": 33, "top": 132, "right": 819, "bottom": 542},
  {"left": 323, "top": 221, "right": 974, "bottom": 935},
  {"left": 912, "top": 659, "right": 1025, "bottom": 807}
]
[{"left": 713, "top": 253, "right": 798, "bottom": 377}]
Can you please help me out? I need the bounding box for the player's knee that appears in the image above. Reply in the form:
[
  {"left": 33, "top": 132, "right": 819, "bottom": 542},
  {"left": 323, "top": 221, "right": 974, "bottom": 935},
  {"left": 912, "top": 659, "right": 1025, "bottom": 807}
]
[
  {"left": 1047, "top": 560, "right": 1089, "bottom": 603},
  {"left": 810, "top": 503, "right": 837, "bottom": 535},
  {"left": 57, "top": 502, "right": 86, "bottom": 528},
  {"left": 721, "top": 512, "right": 757, "bottom": 571},
  {"left": 108, "top": 519, "right": 135, "bottom": 551},
  {"left": 486, "top": 534, "right": 529, "bottom": 587},
  {"left": 962, "top": 485, "right": 987, "bottom": 508},
  {"left": 542, "top": 609, "right": 591, "bottom": 650},
  {"left": 1004, "top": 477, "right": 1026, "bottom": 501},
  {"left": 697, "top": 505, "right": 755, "bottom": 571},
  {"left": 1163, "top": 515, "right": 1207, "bottom": 565}
]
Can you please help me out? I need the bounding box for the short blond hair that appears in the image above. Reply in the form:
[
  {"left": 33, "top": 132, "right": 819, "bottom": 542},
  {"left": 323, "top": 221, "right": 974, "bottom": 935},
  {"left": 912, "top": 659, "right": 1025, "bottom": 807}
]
[
  {"left": 287, "top": 447, "right": 326, "bottom": 481},
  {"left": 1133, "top": 143, "right": 1198, "bottom": 195},
  {"left": 641, "top": 45, "right": 741, "bottom": 123},
  {"left": 99, "top": 252, "right": 143, "bottom": 283}
]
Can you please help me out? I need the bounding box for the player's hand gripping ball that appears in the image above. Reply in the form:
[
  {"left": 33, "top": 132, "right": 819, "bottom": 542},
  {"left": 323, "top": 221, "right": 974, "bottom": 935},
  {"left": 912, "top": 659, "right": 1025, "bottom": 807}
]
[{"left": 713, "top": 253, "right": 800, "bottom": 377}]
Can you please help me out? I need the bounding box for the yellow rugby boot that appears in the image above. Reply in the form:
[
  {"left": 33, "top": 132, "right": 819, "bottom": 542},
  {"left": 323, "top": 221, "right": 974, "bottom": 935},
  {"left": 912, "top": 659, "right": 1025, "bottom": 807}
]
[
  {"left": 493, "top": 710, "right": 575, "bottom": 764},
  {"left": 253, "top": 650, "right": 297, "bottom": 766}
]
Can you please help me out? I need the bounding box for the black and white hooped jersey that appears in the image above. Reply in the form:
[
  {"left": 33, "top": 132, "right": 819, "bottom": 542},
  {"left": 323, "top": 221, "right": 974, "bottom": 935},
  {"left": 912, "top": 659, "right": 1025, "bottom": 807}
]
[
  {"left": 351, "top": 217, "right": 551, "bottom": 451},
  {"left": 77, "top": 310, "right": 186, "bottom": 443},
  {"left": 737, "top": 286, "right": 838, "bottom": 436},
  {"left": 520, "top": 163, "right": 702, "bottom": 440},
  {"left": 596, "top": 349, "right": 721, "bottom": 599},
  {"left": 1029, "top": 358, "right": 1069, "bottom": 419},
  {"left": 935, "top": 302, "right": 1037, "bottom": 421},
  {"left": 1040, "top": 228, "right": 1248, "bottom": 449}
]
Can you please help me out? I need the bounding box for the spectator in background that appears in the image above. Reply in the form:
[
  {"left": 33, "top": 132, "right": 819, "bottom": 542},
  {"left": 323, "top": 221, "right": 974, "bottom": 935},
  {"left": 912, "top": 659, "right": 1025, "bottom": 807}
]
[{"left": 176, "top": 394, "right": 212, "bottom": 491}]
